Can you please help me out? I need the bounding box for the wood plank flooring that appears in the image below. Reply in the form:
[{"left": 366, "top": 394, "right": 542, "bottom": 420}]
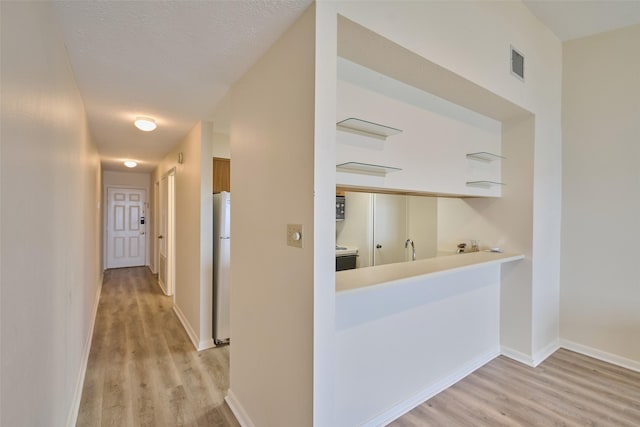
[
  {"left": 77, "top": 267, "right": 239, "bottom": 427},
  {"left": 390, "top": 348, "right": 640, "bottom": 426},
  {"left": 80, "top": 267, "right": 640, "bottom": 426}
]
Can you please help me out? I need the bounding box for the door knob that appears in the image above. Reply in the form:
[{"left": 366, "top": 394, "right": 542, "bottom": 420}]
[
  {"left": 376, "top": 244, "right": 382, "bottom": 249},
  {"left": 158, "top": 235, "right": 163, "bottom": 239},
  {"left": 140, "top": 231, "right": 145, "bottom": 235}
]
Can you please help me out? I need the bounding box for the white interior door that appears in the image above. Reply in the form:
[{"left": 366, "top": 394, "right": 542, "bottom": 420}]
[
  {"left": 157, "top": 173, "right": 175, "bottom": 296},
  {"left": 373, "top": 193, "right": 407, "bottom": 266},
  {"left": 407, "top": 196, "right": 438, "bottom": 260},
  {"left": 158, "top": 177, "right": 168, "bottom": 291},
  {"left": 107, "top": 187, "right": 146, "bottom": 268}
]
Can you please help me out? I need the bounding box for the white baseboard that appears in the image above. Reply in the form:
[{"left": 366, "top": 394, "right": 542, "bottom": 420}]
[
  {"left": 173, "top": 304, "right": 199, "bottom": 350},
  {"left": 199, "top": 337, "right": 216, "bottom": 351},
  {"left": 501, "top": 345, "right": 535, "bottom": 366},
  {"left": 560, "top": 339, "right": 640, "bottom": 373},
  {"left": 532, "top": 340, "right": 560, "bottom": 367},
  {"left": 500, "top": 342, "right": 560, "bottom": 367},
  {"left": 157, "top": 278, "right": 168, "bottom": 295},
  {"left": 172, "top": 305, "right": 215, "bottom": 351},
  {"left": 362, "top": 347, "right": 501, "bottom": 427},
  {"left": 226, "top": 390, "right": 257, "bottom": 427},
  {"left": 66, "top": 275, "right": 103, "bottom": 427}
]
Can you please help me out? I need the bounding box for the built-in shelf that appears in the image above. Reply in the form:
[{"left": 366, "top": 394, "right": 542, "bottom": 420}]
[
  {"left": 466, "top": 152, "right": 505, "bottom": 162},
  {"left": 466, "top": 180, "right": 505, "bottom": 187},
  {"left": 337, "top": 118, "right": 402, "bottom": 140},
  {"left": 336, "top": 162, "right": 402, "bottom": 176}
]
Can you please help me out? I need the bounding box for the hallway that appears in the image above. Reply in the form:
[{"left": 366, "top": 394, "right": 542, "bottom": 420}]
[{"left": 77, "top": 267, "right": 239, "bottom": 427}]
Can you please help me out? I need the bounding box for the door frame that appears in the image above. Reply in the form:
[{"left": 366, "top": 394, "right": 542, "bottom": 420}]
[
  {"left": 104, "top": 185, "right": 149, "bottom": 269},
  {"left": 152, "top": 180, "right": 159, "bottom": 274},
  {"left": 155, "top": 168, "right": 176, "bottom": 297}
]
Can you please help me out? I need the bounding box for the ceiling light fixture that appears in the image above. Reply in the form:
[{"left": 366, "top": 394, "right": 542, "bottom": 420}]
[
  {"left": 134, "top": 116, "right": 157, "bottom": 132},
  {"left": 124, "top": 160, "right": 138, "bottom": 168}
]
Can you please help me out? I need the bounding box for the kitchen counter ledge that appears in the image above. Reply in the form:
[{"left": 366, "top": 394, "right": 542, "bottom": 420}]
[{"left": 336, "top": 251, "right": 524, "bottom": 294}]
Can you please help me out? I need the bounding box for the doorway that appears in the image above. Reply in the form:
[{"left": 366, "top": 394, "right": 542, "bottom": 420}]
[
  {"left": 106, "top": 187, "right": 147, "bottom": 269},
  {"left": 157, "top": 170, "right": 176, "bottom": 296}
]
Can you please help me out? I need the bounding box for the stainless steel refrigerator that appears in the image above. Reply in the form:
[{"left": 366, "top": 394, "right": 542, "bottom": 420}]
[{"left": 213, "top": 191, "right": 231, "bottom": 344}]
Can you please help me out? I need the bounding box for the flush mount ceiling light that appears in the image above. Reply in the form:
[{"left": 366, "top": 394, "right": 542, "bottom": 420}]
[
  {"left": 124, "top": 160, "right": 138, "bottom": 168},
  {"left": 134, "top": 116, "right": 157, "bottom": 132}
]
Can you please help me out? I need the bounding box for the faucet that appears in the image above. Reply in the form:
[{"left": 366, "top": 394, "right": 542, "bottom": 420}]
[{"left": 405, "top": 238, "right": 416, "bottom": 261}]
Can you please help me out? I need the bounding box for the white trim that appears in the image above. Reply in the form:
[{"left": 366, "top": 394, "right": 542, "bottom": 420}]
[
  {"left": 172, "top": 304, "right": 215, "bottom": 351},
  {"left": 167, "top": 172, "right": 176, "bottom": 298},
  {"left": 199, "top": 337, "right": 215, "bottom": 351},
  {"left": 153, "top": 180, "right": 160, "bottom": 275},
  {"left": 173, "top": 304, "right": 199, "bottom": 349},
  {"left": 560, "top": 339, "right": 640, "bottom": 373},
  {"left": 501, "top": 345, "right": 535, "bottom": 366},
  {"left": 156, "top": 275, "right": 169, "bottom": 295},
  {"left": 362, "top": 347, "right": 500, "bottom": 427},
  {"left": 226, "top": 390, "right": 257, "bottom": 427},
  {"left": 325, "top": 341, "right": 636, "bottom": 427},
  {"left": 104, "top": 185, "right": 149, "bottom": 269},
  {"left": 66, "top": 275, "right": 103, "bottom": 427},
  {"left": 532, "top": 340, "right": 560, "bottom": 367},
  {"left": 103, "top": 184, "right": 150, "bottom": 268}
]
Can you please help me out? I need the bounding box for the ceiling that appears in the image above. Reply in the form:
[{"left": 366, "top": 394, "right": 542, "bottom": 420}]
[
  {"left": 53, "top": 1, "right": 312, "bottom": 173},
  {"left": 523, "top": 0, "right": 640, "bottom": 41},
  {"left": 53, "top": 1, "right": 640, "bottom": 174}
]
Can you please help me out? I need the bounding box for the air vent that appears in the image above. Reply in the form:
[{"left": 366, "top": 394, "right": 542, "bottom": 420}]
[{"left": 511, "top": 46, "right": 525, "bottom": 81}]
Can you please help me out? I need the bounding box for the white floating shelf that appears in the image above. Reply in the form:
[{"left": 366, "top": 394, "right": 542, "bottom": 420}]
[
  {"left": 336, "top": 162, "right": 402, "bottom": 176},
  {"left": 337, "top": 118, "right": 402, "bottom": 140},
  {"left": 466, "top": 181, "right": 505, "bottom": 188},
  {"left": 466, "top": 152, "right": 505, "bottom": 162}
]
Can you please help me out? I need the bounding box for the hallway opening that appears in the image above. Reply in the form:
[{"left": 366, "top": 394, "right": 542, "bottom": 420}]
[{"left": 77, "top": 267, "right": 238, "bottom": 426}]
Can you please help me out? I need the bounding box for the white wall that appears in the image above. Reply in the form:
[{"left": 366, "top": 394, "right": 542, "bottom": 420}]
[
  {"left": 335, "top": 266, "right": 502, "bottom": 426},
  {"left": 213, "top": 132, "right": 230, "bottom": 159},
  {"left": 312, "top": 4, "right": 339, "bottom": 425},
  {"left": 103, "top": 170, "right": 150, "bottom": 188},
  {"left": 329, "top": 0, "right": 562, "bottom": 360},
  {"left": 150, "top": 121, "right": 214, "bottom": 351},
  {"left": 336, "top": 60, "right": 503, "bottom": 197},
  {"left": 1, "top": 2, "right": 102, "bottom": 426},
  {"left": 560, "top": 24, "right": 640, "bottom": 367},
  {"left": 407, "top": 196, "right": 438, "bottom": 260},
  {"left": 212, "top": 91, "right": 232, "bottom": 159},
  {"left": 314, "top": 1, "right": 562, "bottom": 424},
  {"left": 226, "top": 6, "right": 317, "bottom": 426}
]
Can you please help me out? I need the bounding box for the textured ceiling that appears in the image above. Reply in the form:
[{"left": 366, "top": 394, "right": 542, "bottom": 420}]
[
  {"left": 53, "top": 0, "right": 312, "bottom": 172},
  {"left": 53, "top": 1, "right": 640, "bottom": 173},
  {"left": 523, "top": 0, "right": 640, "bottom": 41}
]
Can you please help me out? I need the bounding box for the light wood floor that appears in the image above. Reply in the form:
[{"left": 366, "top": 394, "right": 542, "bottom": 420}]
[
  {"left": 390, "top": 348, "right": 640, "bottom": 426},
  {"left": 80, "top": 268, "right": 640, "bottom": 427},
  {"left": 77, "top": 267, "right": 239, "bottom": 427}
]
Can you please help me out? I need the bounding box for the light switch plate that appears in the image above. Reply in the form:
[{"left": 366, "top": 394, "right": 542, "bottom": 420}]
[{"left": 287, "top": 224, "right": 303, "bottom": 248}]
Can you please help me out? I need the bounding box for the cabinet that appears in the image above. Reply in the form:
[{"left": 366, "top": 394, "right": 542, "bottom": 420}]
[
  {"left": 213, "top": 157, "right": 230, "bottom": 193},
  {"left": 336, "top": 77, "right": 503, "bottom": 197}
]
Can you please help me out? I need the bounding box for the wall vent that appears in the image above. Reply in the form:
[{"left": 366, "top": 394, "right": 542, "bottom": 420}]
[{"left": 511, "top": 46, "right": 525, "bottom": 81}]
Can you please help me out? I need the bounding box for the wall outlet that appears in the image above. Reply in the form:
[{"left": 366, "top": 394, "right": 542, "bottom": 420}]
[{"left": 287, "top": 224, "right": 303, "bottom": 248}]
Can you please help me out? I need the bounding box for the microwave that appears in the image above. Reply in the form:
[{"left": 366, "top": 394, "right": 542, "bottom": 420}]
[{"left": 336, "top": 195, "right": 345, "bottom": 221}]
